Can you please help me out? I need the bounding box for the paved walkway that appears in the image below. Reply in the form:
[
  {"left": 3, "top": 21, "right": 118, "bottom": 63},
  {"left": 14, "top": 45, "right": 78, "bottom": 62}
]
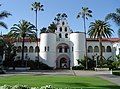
[{"left": 0, "top": 70, "right": 120, "bottom": 86}]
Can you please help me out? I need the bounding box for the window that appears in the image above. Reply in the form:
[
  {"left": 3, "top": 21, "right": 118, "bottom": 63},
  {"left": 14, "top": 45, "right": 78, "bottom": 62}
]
[
  {"left": 94, "top": 46, "right": 99, "bottom": 52},
  {"left": 65, "top": 27, "right": 67, "bottom": 32},
  {"left": 64, "top": 47, "right": 68, "bottom": 53},
  {"left": 59, "top": 47, "right": 62, "bottom": 53},
  {"left": 35, "top": 46, "right": 40, "bottom": 52},
  {"left": 88, "top": 46, "right": 93, "bottom": 53},
  {"left": 102, "top": 46, "right": 105, "bottom": 52},
  {"left": 17, "top": 46, "right": 21, "bottom": 52},
  {"left": 60, "top": 27, "right": 62, "bottom": 32},
  {"left": 29, "top": 46, "right": 34, "bottom": 53},
  {"left": 62, "top": 22, "right": 65, "bottom": 25},
  {"left": 48, "top": 46, "right": 49, "bottom": 51},
  {"left": 59, "top": 33, "right": 62, "bottom": 38},
  {"left": 65, "top": 33, "right": 68, "bottom": 38},
  {"left": 72, "top": 47, "right": 73, "bottom": 51},
  {"left": 45, "top": 46, "right": 46, "bottom": 51},
  {"left": 106, "top": 46, "right": 111, "bottom": 52},
  {"left": 24, "top": 46, "right": 28, "bottom": 52}
]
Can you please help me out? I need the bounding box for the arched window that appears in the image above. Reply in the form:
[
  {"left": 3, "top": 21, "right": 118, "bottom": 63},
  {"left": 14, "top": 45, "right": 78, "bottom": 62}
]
[
  {"left": 59, "top": 33, "right": 62, "bottom": 38},
  {"left": 65, "top": 33, "right": 68, "bottom": 38},
  {"left": 102, "top": 46, "right": 105, "bottom": 52},
  {"left": 64, "top": 47, "right": 68, "bottom": 53},
  {"left": 59, "top": 47, "right": 62, "bottom": 53},
  {"left": 62, "top": 22, "right": 65, "bottom": 25},
  {"left": 35, "top": 46, "right": 40, "bottom": 52},
  {"left": 29, "top": 46, "right": 34, "bottom": 53},
  {"left": 17, "top": 46, "right": 21, "bottom": 53},
  {"left": 72, "top": 47, "right": 73, "bottom": 52},
  {"left": 88, "top": 46, "right": 93, "bottom": 53},
  {"left": 94, "top": 46, "right": 99, "bottom": 52},
  {"left": 24, "top": 46, "right": 28, "bottom": 52},
  {"left": 106, "top": 46, "right": 111, "bottom": 52},
  {"left": 60, "top": 27, "right": 62, "bottom": 32},
  {"left": 65, "top": 27, "right": 67, "bottom": 32}
]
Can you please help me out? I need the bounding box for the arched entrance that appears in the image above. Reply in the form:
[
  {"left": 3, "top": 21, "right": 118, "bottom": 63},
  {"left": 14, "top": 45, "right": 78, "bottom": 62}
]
[{"left": 56, "top": 55, "right": 70, "bottom": 69}]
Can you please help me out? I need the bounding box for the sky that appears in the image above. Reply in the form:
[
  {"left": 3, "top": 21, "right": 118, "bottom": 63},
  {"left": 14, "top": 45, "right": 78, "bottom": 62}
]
[{"left": 1, "top": 0, "right": 120, "bottom": 37}]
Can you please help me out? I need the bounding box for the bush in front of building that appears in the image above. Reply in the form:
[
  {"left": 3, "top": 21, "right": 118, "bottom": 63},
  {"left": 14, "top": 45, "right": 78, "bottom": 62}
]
[
  {"left": 112, "top": 71, "right": 120, "bottom": 76},
  {"left": 72, "top": 65, "right": 84, "bottom": 70}
]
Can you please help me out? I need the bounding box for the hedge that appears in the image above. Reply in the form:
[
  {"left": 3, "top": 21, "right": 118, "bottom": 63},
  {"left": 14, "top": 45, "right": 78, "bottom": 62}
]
[{"left": 112, "top": 71, "right": 120, "bottom": 76}]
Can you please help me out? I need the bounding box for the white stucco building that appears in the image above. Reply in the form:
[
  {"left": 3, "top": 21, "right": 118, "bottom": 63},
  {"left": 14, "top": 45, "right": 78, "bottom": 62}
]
[{"left": 14, "top": 18, "right": 120, "bottom": 69}]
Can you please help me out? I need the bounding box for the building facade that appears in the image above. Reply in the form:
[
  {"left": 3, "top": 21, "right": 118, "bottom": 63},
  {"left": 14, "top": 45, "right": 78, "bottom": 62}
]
[{"left": 14, "top": 19, "right": 120, "bottom": 69}]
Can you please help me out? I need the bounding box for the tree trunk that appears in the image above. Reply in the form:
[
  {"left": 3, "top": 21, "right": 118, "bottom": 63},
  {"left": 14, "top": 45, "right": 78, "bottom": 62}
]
[
  {"left": 99, "top": 37, "right": 103, "bottom": 67},
  {"left": 35, "top": 10, "right": 40, "bottom": 68},
  {"left": 83, "top": 16, "right": 87, "bottom": 69},
  {"left": 21, "top": 36, "right": 25, "bottom": 66}
]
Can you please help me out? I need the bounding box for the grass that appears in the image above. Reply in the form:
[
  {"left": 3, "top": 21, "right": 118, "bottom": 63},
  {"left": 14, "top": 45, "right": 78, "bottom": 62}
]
[{"left": 0, "top": 75, "right": 119, "bottom": 89}]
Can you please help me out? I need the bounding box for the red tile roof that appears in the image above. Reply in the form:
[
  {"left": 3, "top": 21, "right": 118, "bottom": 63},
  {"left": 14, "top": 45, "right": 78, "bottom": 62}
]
[{"left": 87, "top": 38, "right": 120, "bottom": 42}]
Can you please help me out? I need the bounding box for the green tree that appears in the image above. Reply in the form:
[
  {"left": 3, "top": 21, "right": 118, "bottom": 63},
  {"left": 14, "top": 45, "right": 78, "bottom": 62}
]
[
  {"left": 105, "top": 8, "right": 120, "bottom": 37},
  {"left": 54, "top": 13, "right": 67, "bottom": 24},
  {"left": 88, "top": 20, "right": 114, "bottom": 67},
  {"left": 0, "top": 4, "right": 11, "bottom": 29},
  {"left": 77, "top": 7, "right": 92, "bottom": 69},
  {"left": 48, "top": 22, "right": 57, "bottom": 33},
  {"left": 31, "top": 2, "right": 44, "bottom": 62},
  {"left": 8, "top": 20, "right": 36, "bottom": 66}
]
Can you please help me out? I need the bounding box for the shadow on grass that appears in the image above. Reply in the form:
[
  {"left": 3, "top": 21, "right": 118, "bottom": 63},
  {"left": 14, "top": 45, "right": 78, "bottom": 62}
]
[{"left": 54, "top": 82, "right": 120, "bottom": 89}]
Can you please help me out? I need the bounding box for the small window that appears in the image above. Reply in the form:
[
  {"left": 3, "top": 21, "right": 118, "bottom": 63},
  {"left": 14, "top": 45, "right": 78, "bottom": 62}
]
[
  {"left": 35, "top": 46, "right": 40, "bottom": 52},
  {"left": 59, "top": 47, "right": 62, "bottom": 53},
  {"left": 65, "top": 33, "right": 68, "bottom": 38},
  {"left": 29, "top": 46, "right": 34, "bottom": 53},
  {"left": 64, "top": 47, "right": 68, "bottom": 53},
  {"left": 65, "top": 27, "right": 67, "bottom": 32},
  {"left": 60, "top": 27, "right": 62, "bottom": 32},
  {"left": 45, "top": 46, "right": 46, "bottom": 51},
  {"left": 62, "top": 22, "right": 65, "bottom": 25},
  {"left": 24, "top": 46, "right": 28, "bottom": 52},
  {"left": 59, "top": 33, "right": 62, "bottom": 38},
  {"left": 94, "top": 46, "right": 99, "bottom": 52},
  {"left": 48, "top": 46, "right": 49, "bottom": 51},
  {"left": 72, "top": 47, "right": 73, "bottom": 51},
  {"left": 17, "top": 46, "right": 22, "bottom": 53},
  {"left": 106, "top": 46, "right": 111, "bottom": 52},
  {"left": 88, "top": 46, "right": 93, "bottom": 53}
]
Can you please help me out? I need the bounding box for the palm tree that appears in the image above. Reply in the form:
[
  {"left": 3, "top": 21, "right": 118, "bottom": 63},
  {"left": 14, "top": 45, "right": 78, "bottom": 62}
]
[
  {"left": 31, "top": 2, "right": 44, "bottom": 62},
  {"left": 48, "top": 22, "right": 57, "bottom": 33},
  {"left": 77, "top": 7, "right": 92, "bottom": 69},
  {"left": 105, "top": 8, "right": 120, "bottom": 38},
  {"left": 8, "top": 20, "right": 36, "bottom": 66},
  {"left": 54, "top": 13, "right": 67, "bottom": 24},
  {"left": 88, "top": 20, "right": 114, "bottom": 67},
  {"left": 0, "top": 4, "right": 11, "bottom": 29},
  {"left": 105, "top": 8, "right": 120, "bottom": 26}
]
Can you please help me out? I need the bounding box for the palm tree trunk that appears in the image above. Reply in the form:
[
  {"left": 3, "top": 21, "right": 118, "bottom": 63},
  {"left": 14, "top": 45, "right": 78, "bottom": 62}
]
[
  {"left": 83, "top": 16, "right": 88, "bottom": 69},
  {"left": 21, "top": 36, "right": 25, "bottom": 66},
  {"left": 35, "top": 10, "right": 40, "bottom": 67},
  {"left": 99, "top": 37, "right": 103, "bottom": 67}
]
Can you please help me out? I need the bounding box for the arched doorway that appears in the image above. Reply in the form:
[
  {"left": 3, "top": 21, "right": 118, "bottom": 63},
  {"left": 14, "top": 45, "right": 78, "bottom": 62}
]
[{"left": 56, "top": 55, "right": 70, "bottom": 69}]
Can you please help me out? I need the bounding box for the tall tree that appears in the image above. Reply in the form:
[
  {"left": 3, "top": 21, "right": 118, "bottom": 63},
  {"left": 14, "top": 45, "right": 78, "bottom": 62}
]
[
  {"left": 31, "top": 2, "right": 44, "bottom": 62},
  {"left": 8, "top": 20, "right": 36, "bottom": 66},
  {"left": 105, "top": 8, "right": 120, "bottom": 37},
  {"left": 88, "top": 20, "right": 114, "bottom": 67},
  {"left": 77, "top": 7, "right": 92, "bottom": 69},
  {"left": 0, "top": 4, "right": 11, "bottom": 29},
  {"left": 54, "top": 13, "right": 67, "bottom": 24}
]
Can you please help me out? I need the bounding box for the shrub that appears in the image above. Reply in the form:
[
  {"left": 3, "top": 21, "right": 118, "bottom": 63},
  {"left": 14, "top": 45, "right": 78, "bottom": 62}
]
[
  {"left": 112, "top": 71, "right": 120, "bottom": 76},
  {"left": 72, "top": 65, "right": 84, "bottom": 70}
]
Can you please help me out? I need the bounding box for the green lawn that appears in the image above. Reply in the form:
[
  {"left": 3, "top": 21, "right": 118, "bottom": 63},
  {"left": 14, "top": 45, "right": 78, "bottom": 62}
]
[{"left": 0, "top": 75, "right": 119, "bottom": 89}]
